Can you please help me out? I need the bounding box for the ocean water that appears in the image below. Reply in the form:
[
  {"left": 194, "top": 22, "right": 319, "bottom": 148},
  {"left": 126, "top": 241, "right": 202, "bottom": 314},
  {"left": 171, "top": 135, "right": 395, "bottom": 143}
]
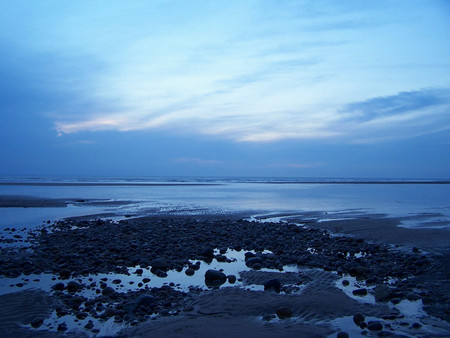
[{"left": 0, "top": 176, "right": 449, "bottom": 230}]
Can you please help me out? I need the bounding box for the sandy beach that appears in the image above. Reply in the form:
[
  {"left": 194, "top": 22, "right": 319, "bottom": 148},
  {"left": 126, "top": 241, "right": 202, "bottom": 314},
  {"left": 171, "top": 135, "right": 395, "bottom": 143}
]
[{"left": 0, "top": 196, "right": 449, "bottom": 337}]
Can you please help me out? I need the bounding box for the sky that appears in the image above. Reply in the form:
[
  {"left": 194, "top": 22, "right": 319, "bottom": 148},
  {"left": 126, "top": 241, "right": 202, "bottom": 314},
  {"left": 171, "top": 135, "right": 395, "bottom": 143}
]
[{"left": 0, "top": 0, "right": 449, "bottom": 178}]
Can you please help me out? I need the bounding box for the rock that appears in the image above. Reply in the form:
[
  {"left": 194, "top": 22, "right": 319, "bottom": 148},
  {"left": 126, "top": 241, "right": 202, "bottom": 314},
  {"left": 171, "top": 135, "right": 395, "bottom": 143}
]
[
  {"left": 84, "top": 320, "right": 94, "bottom": 330},
  {"left": 200, "top": 248, "right": 215, "bottom": 258},
  {"left": 57, "top": 323, "right": 68, "bottom": 332},
  {"left": 374, "top": 284, "right": 391, "bottom": 302},
  {"left": 246, "top": 256, "right": 263, "bottom": 267},
  {"left": 102, "top": 287, "right": 115, "bottom": 296},
  {"left": 227, "top": 275, "right": 236, "bottom": 284},
  {"left": 150, "top": 258, "right": 168, "bottom": 272},
  {"left": 142, "top": 278, "right": 151, "bottom": 283},
  {"left": 59, "top": 269, "right": 71, "bottom": 279},
  {"left": 353, "top": 313, "right": 365, "bottom": 326},
  {"left": 367, "top": 321, "right": 383, "bottom": 331},
  {"left": 264, "top": 279, "right": 281, "bottom": 293},
  {"left": 342, "top": 280, "right": 350, "bottom": 286},
  {"left": 215, "top": 255, "right": 227, "bottom": 262},
  {"left": 336, "top": 332, "right": 349, "bottom": 338},
  {"left": 411, "top": 322, "right": 422, "bottom": 329},
  {"left": 135, "top": 268, "right": 143, "bottom": 275},
  {"left": 67, "top": 281, "right": 80, "bottom": 293},
  {"left": 112, "top": 279, "right": 121, "bottom": 284},
  {"left": 276, "top": 306, "right": 293, "bottom": 319},
  {"left": 204, "top": 269, "right": 226, "bottom": 287},
  {"left": 205, "top": 269, "right": 226, "bottom": 281},
  {"left": 262, "top": 314, "right": 275, "bottom": 321},
  {"left": 185, "top": 268, "right": 195, "bottom": 276},
  {"left": 123, "top": 295, "right": 156, "bottom": 313},
  {"left": 31, "top": 318, "right": 44, "bottom": 328},
  {"left": 352, "top": 288, "right": 368, "bottom": 296},
  {"left": 52, "top": 282, "right": 65, "bottom": 291}
]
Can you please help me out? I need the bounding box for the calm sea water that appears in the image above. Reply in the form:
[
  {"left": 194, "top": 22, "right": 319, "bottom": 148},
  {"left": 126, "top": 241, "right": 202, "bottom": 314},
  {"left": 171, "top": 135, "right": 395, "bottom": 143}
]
[{"left": 0, "top": 176, "right": 449, "bottom": 229}]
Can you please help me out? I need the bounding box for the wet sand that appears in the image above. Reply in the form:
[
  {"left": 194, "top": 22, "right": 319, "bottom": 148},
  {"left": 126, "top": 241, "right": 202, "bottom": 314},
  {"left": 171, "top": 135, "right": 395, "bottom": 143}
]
[{"left": 0, "top": 198, "right": 449, "bottom": 337}]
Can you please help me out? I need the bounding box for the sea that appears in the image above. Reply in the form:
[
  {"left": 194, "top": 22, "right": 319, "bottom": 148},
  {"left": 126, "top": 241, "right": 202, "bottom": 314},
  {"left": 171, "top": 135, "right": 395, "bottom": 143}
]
[{"left": 0, "top": 176, "right": 449, "bottom": 230}]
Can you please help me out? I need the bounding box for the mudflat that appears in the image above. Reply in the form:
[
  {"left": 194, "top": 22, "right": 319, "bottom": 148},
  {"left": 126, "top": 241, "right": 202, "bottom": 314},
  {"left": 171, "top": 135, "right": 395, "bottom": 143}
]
[{"left": 0, "top": 209, "right": 449, "bottom": 336}]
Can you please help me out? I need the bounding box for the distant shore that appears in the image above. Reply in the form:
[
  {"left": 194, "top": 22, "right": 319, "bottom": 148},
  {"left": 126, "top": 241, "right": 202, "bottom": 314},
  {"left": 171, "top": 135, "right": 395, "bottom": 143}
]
[{"left": 0, "top": 198, "right": 449, "bottom": 336}]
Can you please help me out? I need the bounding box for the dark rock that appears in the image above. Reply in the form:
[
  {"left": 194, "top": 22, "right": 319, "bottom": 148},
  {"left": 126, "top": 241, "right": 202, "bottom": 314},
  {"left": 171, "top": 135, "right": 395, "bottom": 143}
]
[
  {"left": 342, "top": 280, "right": 350, "bottom": 286},
  {"left": 411, "top": 322, "right": 422, "bottom": 329},
  {"left": 102, "top": 287, "right": 115, "bottom": 296},
  {"left": 352, "top": 288, "right": 368, "bottom": 296},
  {"left": 31, "top": 318, "right": 44, "bottom": 328},
  {"left": 262, "top": 314, "right": 275, "bottom": 321},
  {"left": 200, "top": 248, "right": 215, "bottom": 258},
  {"left": 84, "top": 320, "right": 94, "bottom": 330},
  {"left": 353, "top": 313, "right": 365, "bottom": 326},
  {"left": 123, "top": 295, "right": 156, "bottom": 313},
  {"left": 367, "top": 321, "right": 383, "bottom": 331},
  {"left": 135, "top": 268, "right": 143, "bottom": 275},
  {"left": 264, "top": 279, "right": 281, "bottom": 293},
  {"left": 227, "top": 275, "right": 236, "bottom": 283},
  {"left": 276, "top": 306, "right": 293, "bottom": 319},
  {"left": 205, "top": 269, "right": 226, "bottom": 287},
  {"left": 142, "top": 278, "right": 151, "bottom": 283},
  {"left": 246, "top": 256, "right": 263, "bottom": 267},
  {"left": 337, "top": 332, "right": 349, "bottom": 338},
  {"left": 185, "top": 268, "right": 195, "bottom": 276},
  {"left": 67, "top": 281, "right": 80, "bottom": 293},
  {"left": 59, "top": 269, "right": 71, "bottom": 279},
  {"left": 150, "top": 258, "right": 168, "bottom": 272},
  {"left": 112, "top": 279, "right": 121, "bottom": 284},
  {"left": 374, "top": 284, "right": 391, "bottom": 302},
  {"left": 57, "top": 323, "right": 68, "bottom": 332},
  {"left": 52, "top": 282, "right": 65, "bottom": 291}
]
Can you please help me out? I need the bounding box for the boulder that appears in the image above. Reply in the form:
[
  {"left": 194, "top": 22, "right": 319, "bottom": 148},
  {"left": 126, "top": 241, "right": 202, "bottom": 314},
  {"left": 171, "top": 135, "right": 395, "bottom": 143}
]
[
  {"left": 276, "top": 306, "right": 293, "bottom": 319},
  {"left": 264, "top": 279, "right": 281, "bottom": 293},
  {"left": 204, "top": 269, "right": 226, "bottom": 287},
  {"left": 150, "top": 258, "right": 168, "bottom": 272}
]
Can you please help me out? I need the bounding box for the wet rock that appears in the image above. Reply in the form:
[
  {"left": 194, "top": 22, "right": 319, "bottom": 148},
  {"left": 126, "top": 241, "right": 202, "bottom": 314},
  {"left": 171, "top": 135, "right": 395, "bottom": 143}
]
[
  {"left": 102, "top": 287, "right": 115, "bottom": 296},
  {"left": 57, "top": 323, "right": 68, "bottom": 332},
  {"left": 227, "top": 274, "right": 236, "bottom": 284},
  {"left": 204, "top": 269, "right": 226, "bottom": 287},
  {"left": 353, "top": 313, "right": 365, "bottom": 326},
  {"left": 112, "top": 279, "right": 121, "bottom": 284},
  {"left": 411, "top": 322, "right": 422, "bottom": 329},
  {"left": 342, "top": 280, "right": 350, "bottom": 286},
  {"left": 352, "top": 288, "right": 368, "bottom": 296},
  {"left": 52, "top": 282, "right": 65, "bottom": 291},
  {"left": 185, "top": 268, "right": 195, "bottom": 276},
  {"left": 374, "top": 284, "right": 391, "bottom": 302},
  {"left": 84, "top": 320, "right": 94, "bottom": 330},
  {"left": 336, "top": 332, "right": 349, "bottom": 338},
  {"left": 246, "top": 256, "right": 263, "bottom": 267},
  {"left": 150, "top": 258, "right": 168, "bottom": 272},
  {"left": 276, "top": 306, "right": 293, "bottom": 319},
  {"left": 264, "top": 279, "right": 281, "bottom": 293},
  {"left": 67, "top": 281, "right": 80, "bottom": 293},
  {"left": 200, "top": 247, "right": 215, "bottom": 258},
  {"left": 135, "top": 269, "right": 143, "bottom": 275},
  {"left": 262, "top": 314, "right": 275, "bottom": 321},
  {"left": 123, "top": 295, "right": 156, "bottom": 313},
  {"left": 367, "top": 321, "right": 383, "bottom": 331},
  {"left": 31, "top": 318, "right": 44, "bottom": 328},
  {"left": 142, "top": 278, "right": 151, "bottom": 283},
  {"left": 59, "top": 269, "right": 71, "bottom": 279}
]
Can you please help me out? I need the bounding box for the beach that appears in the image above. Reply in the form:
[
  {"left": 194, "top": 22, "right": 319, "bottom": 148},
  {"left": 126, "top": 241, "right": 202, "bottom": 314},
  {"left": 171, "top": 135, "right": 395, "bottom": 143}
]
[
  {"left": 0, "top": 180, "right": 449, "bottom": 337},
  {"left": 0, "top": 197, "right": 449, "bottom": 337}
]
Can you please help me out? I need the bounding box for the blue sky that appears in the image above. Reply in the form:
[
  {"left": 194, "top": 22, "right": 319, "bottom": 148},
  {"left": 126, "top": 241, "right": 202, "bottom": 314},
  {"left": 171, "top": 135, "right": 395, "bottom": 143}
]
[{"left": 0, "top": 0, "right": 449, "bottom": 178}]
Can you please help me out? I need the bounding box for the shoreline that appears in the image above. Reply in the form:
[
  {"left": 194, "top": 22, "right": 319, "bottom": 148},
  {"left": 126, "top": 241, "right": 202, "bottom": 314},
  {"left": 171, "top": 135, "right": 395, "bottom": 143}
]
[{"left": 0, "top": 207, "right": 449, "bottom": 337}]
